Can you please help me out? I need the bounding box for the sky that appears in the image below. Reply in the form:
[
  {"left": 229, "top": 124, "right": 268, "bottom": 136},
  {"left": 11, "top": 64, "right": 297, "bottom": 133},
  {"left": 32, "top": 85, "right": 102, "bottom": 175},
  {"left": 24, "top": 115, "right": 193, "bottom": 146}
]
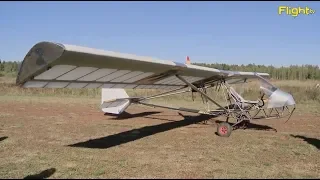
[{"left": 0, "top": 1, "right": 319, "bottom": 66}]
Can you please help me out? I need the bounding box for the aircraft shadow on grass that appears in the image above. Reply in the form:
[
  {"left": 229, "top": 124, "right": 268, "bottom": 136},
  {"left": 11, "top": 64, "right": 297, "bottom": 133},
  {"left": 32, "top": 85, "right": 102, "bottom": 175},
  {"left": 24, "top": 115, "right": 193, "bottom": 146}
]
[
  {"left": 290, "top": 134, "right": 320, "bottom": 150},
  {"left": 23, "top": 168, "right": 56, "bottom": 179},
  {"left": 104, "top": 111, "right": 162, "bottom": 120},
  {"left": 214, "top": 120, "right": 278, "bottom": 132},
  {"left": 0, "top": 136, "right": 8, "bottom": 142},
  {"left": 68, "top": 112, "right": 277, "bottom": 150},
  {"left": 68, "top": 112, "right": 213, "bottom": 149}
]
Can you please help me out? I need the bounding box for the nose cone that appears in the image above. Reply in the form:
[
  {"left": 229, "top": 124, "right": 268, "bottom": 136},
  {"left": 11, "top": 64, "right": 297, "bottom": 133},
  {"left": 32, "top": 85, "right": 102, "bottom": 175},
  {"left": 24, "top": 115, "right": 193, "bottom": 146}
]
[{"left": 267, "top": 89, "right": 296, "bottom": 108}]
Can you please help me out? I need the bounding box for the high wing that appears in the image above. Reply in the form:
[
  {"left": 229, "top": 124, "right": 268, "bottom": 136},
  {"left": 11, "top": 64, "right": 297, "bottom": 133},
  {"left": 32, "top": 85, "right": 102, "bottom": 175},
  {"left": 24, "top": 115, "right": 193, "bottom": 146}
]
[{"left": 16, "top": 41, "right": 269, "bottom": 90}]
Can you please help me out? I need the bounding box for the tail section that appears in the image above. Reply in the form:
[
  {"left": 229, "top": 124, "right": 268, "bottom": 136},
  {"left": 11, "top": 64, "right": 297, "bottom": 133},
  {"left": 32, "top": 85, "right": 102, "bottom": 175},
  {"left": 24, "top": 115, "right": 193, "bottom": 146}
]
[{"left": 101, "top": 88, "right": 131, "bottom": 114}]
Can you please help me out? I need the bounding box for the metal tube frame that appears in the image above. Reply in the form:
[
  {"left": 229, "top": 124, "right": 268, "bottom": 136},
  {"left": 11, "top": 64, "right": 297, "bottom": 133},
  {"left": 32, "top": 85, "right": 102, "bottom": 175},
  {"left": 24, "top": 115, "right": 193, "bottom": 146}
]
[{"left": 129, "top": 74, "right": 296, "bottom": 128}]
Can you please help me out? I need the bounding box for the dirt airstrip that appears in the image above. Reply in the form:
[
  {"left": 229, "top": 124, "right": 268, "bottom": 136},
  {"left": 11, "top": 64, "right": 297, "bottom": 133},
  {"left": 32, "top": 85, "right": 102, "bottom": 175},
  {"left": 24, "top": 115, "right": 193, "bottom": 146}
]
[{"left": 0, "top": 99, "right": 319, "bottom": 178}]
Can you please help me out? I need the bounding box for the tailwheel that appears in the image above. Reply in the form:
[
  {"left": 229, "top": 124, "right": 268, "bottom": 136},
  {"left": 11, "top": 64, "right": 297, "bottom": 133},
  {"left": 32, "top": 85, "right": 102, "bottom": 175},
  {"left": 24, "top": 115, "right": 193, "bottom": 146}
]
[{"left": 217, "top": 122, "right": 232, "bottom": 137}]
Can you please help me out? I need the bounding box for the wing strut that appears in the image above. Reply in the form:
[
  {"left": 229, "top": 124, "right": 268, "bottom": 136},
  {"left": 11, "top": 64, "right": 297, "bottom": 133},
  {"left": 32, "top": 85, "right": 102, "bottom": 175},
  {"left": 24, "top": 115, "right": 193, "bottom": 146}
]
[{"left": 175, "top": 75, "right": 227, "bottom": 111}]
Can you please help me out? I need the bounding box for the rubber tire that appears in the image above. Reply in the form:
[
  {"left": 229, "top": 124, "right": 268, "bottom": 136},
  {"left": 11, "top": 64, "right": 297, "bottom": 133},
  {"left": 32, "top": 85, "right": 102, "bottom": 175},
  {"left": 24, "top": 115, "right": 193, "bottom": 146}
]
[{"left": 217, "top": 122, "right": 232, "bottom": 137}]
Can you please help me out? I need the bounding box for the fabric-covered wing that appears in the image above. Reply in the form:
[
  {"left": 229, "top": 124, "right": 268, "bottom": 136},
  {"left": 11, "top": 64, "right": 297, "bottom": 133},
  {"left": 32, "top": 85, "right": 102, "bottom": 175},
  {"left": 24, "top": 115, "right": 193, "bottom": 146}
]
[{"left": 16, "top": 41, "right": 270, "bottom": 90}]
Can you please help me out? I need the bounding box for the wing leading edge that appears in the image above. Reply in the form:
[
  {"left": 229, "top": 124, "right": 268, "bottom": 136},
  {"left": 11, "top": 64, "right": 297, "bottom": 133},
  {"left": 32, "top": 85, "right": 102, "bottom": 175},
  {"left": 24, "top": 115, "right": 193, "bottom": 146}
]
[{"left": 16, "top": 41, "right": 269, "bottom": 90}]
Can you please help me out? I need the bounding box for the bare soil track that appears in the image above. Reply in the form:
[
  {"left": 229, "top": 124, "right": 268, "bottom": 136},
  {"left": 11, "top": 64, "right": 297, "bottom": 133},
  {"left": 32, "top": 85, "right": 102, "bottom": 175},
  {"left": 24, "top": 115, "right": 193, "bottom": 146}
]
[{"left": 0, "top": 99, "right": 319, "bottom": 178}]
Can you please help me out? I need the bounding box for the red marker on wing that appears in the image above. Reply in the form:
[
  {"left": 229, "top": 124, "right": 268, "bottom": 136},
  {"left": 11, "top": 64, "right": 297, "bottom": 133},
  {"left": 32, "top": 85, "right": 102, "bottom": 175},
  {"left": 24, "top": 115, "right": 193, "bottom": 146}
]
[{"left": 186, "top": 56, "right": 191, "bottom": 64}]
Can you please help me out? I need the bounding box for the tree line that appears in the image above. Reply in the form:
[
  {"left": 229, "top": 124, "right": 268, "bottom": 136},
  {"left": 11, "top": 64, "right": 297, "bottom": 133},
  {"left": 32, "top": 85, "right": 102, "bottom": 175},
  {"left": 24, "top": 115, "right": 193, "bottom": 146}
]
[
  {"left": 193, "top": 63, "right": 320, "bottom": 80},
  {"left": 0, "top": 60, "right": 20, "bottom": 75},
  {"left": 0, "top": 60, "right": 319, "bottom": 80}
]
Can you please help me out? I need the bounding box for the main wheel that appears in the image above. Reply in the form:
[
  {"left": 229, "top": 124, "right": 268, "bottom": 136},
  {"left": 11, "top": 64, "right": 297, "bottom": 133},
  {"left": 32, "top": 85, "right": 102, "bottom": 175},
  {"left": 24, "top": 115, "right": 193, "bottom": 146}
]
[{"left": 217, "top": 122, "right": 232, "bottom": 137}]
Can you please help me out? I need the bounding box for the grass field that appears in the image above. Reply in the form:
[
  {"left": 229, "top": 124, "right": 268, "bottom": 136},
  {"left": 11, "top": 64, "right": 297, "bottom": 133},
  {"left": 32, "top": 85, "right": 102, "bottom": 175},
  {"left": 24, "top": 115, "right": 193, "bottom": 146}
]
[{"left": 0, "top": 76, "right": 319, "bottom": 178}]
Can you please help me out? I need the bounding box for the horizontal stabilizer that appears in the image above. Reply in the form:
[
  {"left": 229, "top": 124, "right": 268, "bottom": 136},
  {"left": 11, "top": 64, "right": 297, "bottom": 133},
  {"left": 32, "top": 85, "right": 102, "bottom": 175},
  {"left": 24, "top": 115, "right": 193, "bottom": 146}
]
[{"left": 101, "top": 88, "right": 132, "bottom": 114}]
